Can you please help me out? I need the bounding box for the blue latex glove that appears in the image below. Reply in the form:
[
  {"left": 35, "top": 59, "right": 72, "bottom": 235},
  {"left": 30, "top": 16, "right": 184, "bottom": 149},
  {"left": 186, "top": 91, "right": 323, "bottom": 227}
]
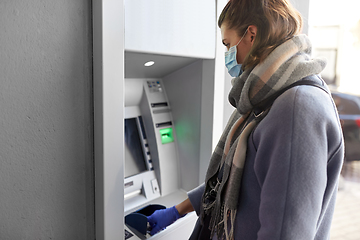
[{"left": 147, "top": 205, "right": 182, "bottom": 235}]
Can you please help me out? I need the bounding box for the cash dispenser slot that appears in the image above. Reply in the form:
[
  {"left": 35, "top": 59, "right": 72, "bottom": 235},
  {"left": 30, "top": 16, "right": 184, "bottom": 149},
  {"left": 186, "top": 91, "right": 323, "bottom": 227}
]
[
  {"left": 155, "top": 121, "right": 172, "bottom": 128},
  {"left": 125, "top": 204, "right": 166, "bottom": 238}
]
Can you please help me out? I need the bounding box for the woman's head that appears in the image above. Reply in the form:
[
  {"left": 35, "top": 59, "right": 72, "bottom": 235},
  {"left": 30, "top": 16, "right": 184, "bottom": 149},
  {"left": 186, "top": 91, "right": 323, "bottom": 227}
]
[{"left": 219, "top": 0, "right": 302, "bottom": 71}]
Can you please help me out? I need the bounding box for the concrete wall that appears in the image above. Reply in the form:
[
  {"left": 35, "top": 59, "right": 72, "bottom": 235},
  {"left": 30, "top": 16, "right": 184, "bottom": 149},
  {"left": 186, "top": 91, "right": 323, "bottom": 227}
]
[{"left": 0, "top": 1, "right": 94, "bottom": 239}]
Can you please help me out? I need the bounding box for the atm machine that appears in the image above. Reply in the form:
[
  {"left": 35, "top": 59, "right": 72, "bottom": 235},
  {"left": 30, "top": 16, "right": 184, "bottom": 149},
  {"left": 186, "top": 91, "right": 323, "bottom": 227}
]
[
  {"left": 122, "top": 1, "right": 217, "bottom": 239},
  {"left": 123, "top": 77, "right": 200, "bottom": 239},
  {"left": 123, "top": 49, "right": 218, "bottom": 240}
]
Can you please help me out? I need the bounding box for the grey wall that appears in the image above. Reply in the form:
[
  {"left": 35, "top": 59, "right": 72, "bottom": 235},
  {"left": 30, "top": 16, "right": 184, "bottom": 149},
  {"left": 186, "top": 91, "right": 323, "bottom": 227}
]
[
  {"left": 164, "top": 61, "right": 203, "bottom": 191},
  {"left": 164, "top": 59, "right": 215, "bottom": 190},
  {"left": 0, "top": 1, "right": 94, "bottom": 239}
]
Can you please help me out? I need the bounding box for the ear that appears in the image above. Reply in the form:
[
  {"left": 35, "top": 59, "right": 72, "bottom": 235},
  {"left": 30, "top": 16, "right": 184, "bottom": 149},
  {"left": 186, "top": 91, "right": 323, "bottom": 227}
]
[{"left": 248, "top": 25, "right": 257, "bottom": 44}]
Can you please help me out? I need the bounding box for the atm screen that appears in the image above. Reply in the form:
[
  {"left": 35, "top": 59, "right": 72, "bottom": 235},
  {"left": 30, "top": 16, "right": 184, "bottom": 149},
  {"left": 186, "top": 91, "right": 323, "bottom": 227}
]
[{"left": 124, "top": 117, "right": 148, "bottom": 178}]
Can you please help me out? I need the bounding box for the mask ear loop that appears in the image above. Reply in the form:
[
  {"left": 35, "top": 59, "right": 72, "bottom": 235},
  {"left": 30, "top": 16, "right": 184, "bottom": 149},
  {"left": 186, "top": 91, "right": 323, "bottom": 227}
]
[{"left": 235, "top": 27, "right": 249, "bottom": 47}]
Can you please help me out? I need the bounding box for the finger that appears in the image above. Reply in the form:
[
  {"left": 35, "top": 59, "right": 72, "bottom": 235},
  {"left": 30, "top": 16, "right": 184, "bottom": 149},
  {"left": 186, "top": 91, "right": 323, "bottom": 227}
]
[
  {"left": 147, "top": 215, "right": 156, "bottom": 225},
  {"left": 150, "top": 225, "right": 163, "bottom": 235}
]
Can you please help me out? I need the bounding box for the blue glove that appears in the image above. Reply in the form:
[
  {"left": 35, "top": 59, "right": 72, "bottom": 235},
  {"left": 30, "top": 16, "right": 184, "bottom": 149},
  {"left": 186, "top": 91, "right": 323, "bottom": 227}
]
[{"left": 147, "top": 205, "right": 182, "bottom": 235}]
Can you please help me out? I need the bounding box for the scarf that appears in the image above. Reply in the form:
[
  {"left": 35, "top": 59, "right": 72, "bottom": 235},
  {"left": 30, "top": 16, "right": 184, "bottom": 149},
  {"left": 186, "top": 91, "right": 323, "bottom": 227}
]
[{"left": 200, "top": 34, "right": 326, "bottom": 240}]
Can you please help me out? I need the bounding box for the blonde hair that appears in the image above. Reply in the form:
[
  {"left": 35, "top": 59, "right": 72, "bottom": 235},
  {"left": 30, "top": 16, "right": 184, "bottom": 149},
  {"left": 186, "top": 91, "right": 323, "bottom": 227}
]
[{"left": 218, "top": 0, "right": 302, "bottom": 70}]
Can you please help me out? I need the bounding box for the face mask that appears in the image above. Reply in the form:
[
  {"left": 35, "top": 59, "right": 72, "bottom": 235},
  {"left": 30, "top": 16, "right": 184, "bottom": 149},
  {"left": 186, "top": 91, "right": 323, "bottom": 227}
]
[{"left": 225, "top": 29, "right": 248, "bottom": 77}]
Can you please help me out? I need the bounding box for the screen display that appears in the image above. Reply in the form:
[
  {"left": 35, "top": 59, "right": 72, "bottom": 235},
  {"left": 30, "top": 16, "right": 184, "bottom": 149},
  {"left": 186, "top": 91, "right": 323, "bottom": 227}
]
[{"left": 124, "top": 118, "right": 148, "bottom": 178}]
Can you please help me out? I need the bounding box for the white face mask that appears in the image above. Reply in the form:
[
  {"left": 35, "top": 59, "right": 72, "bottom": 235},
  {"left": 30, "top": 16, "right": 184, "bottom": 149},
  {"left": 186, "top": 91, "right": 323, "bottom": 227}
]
[{"left": 224, "top": 28, "right": 248, "bottom": 77}]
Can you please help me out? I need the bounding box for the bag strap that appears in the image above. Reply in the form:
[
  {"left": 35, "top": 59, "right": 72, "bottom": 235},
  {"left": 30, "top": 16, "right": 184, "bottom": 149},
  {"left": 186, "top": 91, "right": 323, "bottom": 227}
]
[{"left": 253, "top": 75, "right": 328, "bottom": 117}]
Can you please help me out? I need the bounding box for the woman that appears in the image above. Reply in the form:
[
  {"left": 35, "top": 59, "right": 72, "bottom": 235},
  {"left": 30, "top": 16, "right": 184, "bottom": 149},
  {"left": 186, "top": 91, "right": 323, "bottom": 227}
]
[{"left": 148, "top": 0, "right": 344, "bottom": 239}]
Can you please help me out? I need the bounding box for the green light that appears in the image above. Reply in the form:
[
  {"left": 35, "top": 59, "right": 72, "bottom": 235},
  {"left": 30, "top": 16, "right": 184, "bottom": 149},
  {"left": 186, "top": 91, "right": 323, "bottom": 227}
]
[{"left": 159, "top": 128, "right": 174, "bottom": 144}]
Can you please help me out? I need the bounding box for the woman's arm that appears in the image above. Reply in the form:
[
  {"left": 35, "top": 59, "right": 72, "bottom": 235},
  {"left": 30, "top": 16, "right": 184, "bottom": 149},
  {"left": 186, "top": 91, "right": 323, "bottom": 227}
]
[{"left": 175, "top": 198, "right": 194, "bottom": 216}]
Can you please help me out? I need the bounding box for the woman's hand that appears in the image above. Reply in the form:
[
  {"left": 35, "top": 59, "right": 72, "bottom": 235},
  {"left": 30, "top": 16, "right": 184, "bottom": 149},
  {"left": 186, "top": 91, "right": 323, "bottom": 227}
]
[
  {"left": 147, "top": 205, "right": 181, "bottom": 235},
  {"left": 147, "top": 198, "right": 194, "bottom": 235}
]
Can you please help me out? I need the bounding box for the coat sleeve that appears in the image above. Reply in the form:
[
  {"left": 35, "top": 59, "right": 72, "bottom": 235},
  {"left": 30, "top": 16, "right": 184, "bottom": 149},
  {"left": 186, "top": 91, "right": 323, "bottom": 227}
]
[
  {"left": 187, "top": 183, "right": 205, "bottom": 216},
  {"left": 252, "top": 86, "right": 343, "bottom": 239}
]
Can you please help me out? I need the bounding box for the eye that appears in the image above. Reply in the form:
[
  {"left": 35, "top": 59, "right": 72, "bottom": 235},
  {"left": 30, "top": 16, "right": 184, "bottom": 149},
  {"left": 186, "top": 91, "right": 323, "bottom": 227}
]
[
  {"left": 223, "top": 41, "right": 230, "bottom": 50},
  {"left": 222, "top": 40, "right": 229, "bottom": 46}
]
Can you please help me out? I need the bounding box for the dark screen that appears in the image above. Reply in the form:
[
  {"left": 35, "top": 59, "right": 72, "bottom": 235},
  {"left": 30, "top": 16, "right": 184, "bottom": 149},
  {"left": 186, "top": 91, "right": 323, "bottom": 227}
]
[{"left": 124, "top": 118, "right": 148, "bottom": 178}]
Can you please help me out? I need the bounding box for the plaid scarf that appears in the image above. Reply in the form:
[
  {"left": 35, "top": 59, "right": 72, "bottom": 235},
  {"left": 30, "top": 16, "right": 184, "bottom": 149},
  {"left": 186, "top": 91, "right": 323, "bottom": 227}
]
[{"left": 201, "top": 34, "right": 326, "bottom": 240}]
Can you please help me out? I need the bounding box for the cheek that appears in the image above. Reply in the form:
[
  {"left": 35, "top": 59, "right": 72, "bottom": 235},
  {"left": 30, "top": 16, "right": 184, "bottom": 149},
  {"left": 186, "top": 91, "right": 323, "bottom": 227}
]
[
  {"left": 236, "top": 48, "right": 243, "bottom": 64},
  {"left": 236, "top": 45, "right": 251, "bottom": 64}
]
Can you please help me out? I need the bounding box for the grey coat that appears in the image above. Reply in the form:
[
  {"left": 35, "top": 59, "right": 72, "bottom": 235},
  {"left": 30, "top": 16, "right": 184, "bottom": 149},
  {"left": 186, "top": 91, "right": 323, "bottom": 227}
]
[{"left": 188, "top": 84, "right": 344, "bottom": 239}]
